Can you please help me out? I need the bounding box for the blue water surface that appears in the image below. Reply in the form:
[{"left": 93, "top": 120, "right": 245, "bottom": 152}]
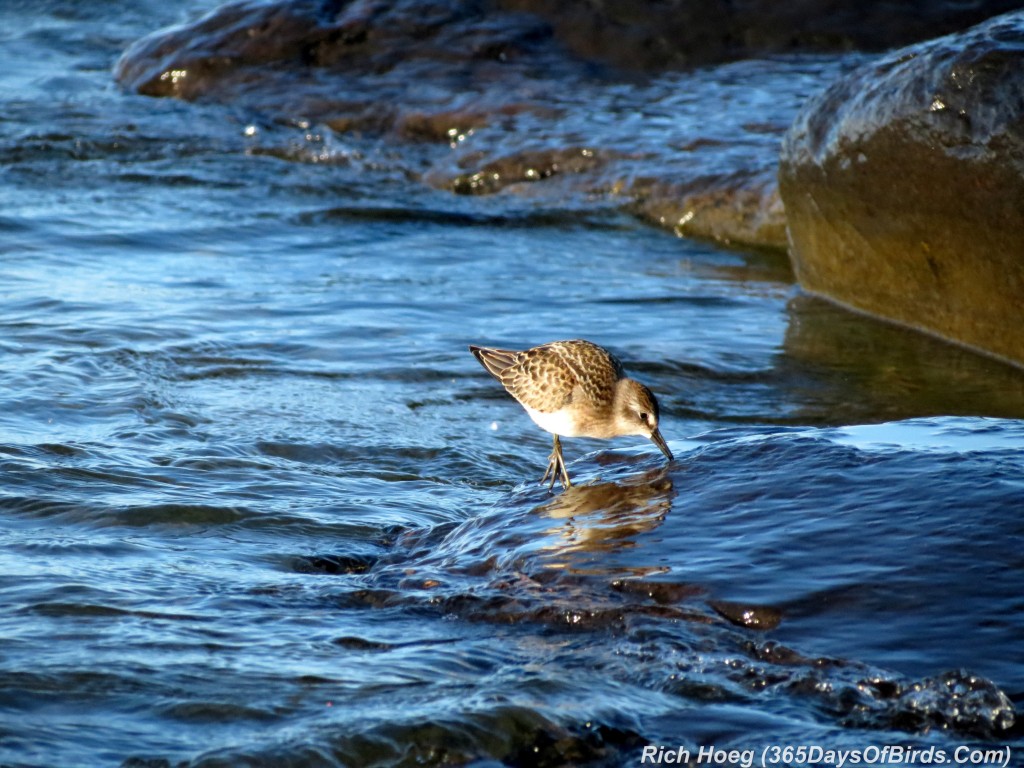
[{"left": 1, "top": 3, "right": 1022, "bottom": 766}]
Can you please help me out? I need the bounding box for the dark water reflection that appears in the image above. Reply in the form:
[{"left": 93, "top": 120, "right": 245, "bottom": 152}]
[
  {"left": 1, "top": 2, "right": 1022, "bottom": 766},
  {"left": 532, "top": 470, "right": 674, "bottom": 566}
]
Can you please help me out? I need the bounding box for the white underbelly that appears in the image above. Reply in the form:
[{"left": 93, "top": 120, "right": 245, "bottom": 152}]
[{"left": 524, "top": 405, "right": 582, "bottom": 437}]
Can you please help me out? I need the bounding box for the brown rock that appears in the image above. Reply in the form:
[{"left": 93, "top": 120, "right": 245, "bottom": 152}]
[
  {"left": 119, "top": 1, "right": 1020, "bottom": 256},
  {"left": 447, "top": 147, "right": 605, "bottom": 195},
  {"left": 631, "top": 172, "right": 787, "bottom": 250},
  {"left": 709, "top": 599, "right": 783, "bottom": 630},
  {"left": 779, "top": 11, "right": 1024, "bottom": 368},
  {"left": 501, "top": 0, "right": 1024, "bottom": 70}
]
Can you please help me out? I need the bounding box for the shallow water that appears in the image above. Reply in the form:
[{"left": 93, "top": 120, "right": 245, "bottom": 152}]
[{"left": 2, "top": 3, "right": 1024, "bottom": 767}]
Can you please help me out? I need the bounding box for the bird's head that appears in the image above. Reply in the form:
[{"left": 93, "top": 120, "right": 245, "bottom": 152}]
[{"left": 614, "top": 379, "right": 673, "bottom": 461}]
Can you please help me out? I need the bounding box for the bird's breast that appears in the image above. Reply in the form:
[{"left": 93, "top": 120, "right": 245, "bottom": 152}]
[
  {"left": 523, "top": 404, "right": 620, "bottom": 439},
  {"left": 523, "top": 405, "right": 586, "bottom": 437}
]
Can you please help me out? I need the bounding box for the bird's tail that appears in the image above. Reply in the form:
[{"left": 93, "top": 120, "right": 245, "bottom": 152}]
[{"left": 469, "top": 345, "right": 518, "bottom": 380}]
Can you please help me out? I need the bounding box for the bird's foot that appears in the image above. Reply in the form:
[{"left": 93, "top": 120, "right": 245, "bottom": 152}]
[{"left": 540, "top": 437, "right": 572, "bottom": 490}]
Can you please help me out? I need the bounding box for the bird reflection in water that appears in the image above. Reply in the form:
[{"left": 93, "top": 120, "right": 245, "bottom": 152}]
[
  {"left": 530, "top": 464, "right": 674, "bottom": 571},
  {"left": 525, "top": 465, "right": 782, "bottom": 631}
]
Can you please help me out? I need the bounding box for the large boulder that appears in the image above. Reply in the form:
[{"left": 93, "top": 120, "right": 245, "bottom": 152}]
[{"left": 779, "top": 11, "right": 1024, "bottom": 368}]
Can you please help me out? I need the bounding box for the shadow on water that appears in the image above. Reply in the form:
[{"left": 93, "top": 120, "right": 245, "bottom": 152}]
[
  {"left": 657, "top": 285, "right": 1024, "bottom": 430},
  {"left": 781, "top": 295, "right": 1024, "bottom": 423}
]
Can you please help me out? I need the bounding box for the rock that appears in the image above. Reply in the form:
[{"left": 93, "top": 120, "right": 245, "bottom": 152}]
[
  {"left": 779, "top": 11, "right": 1024, "bottom": 368},
  {"left": 116, "top": 0, "right": 1024, "bottom": 97},
  {"left": 709, "top": 599, "right": 783, "bottom": 630},
  {"left": 114, "top": 0, "right": 568, "bottom": 103},
  {"left": 446, "top": 147, "right": 607, "bottom": 195},
  {"left": 117, "top": 1, "right": 1022, "bottom": 258},
  {"left": 115, "top": 0, "right": 802, "bottom": 251},
  {"left": 502, "top": 0, "right": 1024, "bottom": 70},
  {"left": 630, "top": 171, "right": 787, "bottom": 249}
]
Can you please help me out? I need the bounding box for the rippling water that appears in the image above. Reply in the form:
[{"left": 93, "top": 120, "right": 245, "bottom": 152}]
[{"left": 2, "top": 3, "right": 1023, "bottom": 767}]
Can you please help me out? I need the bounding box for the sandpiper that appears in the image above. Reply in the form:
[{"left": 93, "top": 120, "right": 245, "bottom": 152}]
[{"left": 469, "top": 339, "right": 673, "bottom": 489}]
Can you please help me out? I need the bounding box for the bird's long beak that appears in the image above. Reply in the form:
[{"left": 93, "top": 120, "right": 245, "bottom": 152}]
[{"left": 650, "top": 428, "right": 673, "bottom": 461}]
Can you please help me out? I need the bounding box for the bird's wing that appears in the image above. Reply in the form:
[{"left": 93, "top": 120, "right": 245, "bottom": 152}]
[
  {"left": 471, "top": 340, "right": 625, "bottom": 414},
  {"left": 469, "top": 345, "right": 519, "bottom": 380},
  {"left": 548, "top": 340, "right": 623, "bottom": 409},
  {"left": 502, "top": 340, "right": 623, "bottom": 413},
  {"left": 498, "top": 344, "right": 577, "bottom": 412}
]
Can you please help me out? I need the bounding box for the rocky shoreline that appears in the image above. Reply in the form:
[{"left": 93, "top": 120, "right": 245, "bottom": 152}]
[{"left": 116, "top": 0, "right": 1024, "bottom": 366}]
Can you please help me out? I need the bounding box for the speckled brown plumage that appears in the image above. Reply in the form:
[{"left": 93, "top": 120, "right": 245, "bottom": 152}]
[
  {"left": 469, "top": 339, "right": 672, "bottom": 489},
  {"left": 475, "top": 339, "right": 623, "bottom": 416}
]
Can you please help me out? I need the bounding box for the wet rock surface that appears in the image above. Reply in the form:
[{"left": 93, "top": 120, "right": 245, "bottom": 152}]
[
  {"left": 117, "top": 1, "right": 1024, "bottom": 356},
  {"left": 502, "top": 0, "right": 1024, "bottom": 69},
  {"left": 113, "top": 0, "right": 841, "bottom": 252},
  {"left": 779, "top": 11, "right": 1024, "bottom": 367}
]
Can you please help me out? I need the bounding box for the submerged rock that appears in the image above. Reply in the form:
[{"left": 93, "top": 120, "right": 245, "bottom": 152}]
[
  {"left": 112, "top": 0, "right": 817, "bottom": 251},
  {"left": 846, "top": 669, "right": 1017, "bottom": 738},
  {"left": 779, "top": 11, "right": 1024, "bottom": 368},
  {"left": 117, "top": 1, "right": 1024, "bottom": 259},
  {"left": 447, "top": 147, "right": 607, "bottom": 196},
  {"left": 709, "top": 599, "right": 783, "bottom": 630}
]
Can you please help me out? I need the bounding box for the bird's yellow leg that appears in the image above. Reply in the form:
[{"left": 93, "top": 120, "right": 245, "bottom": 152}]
[{"left": 540, "top": 434, "right": 572, "bottom": 490}]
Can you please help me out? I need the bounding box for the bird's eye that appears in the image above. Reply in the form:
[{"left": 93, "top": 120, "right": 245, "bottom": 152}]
[{"left": 639, "top": 412, "right": 649, "bottom": 423}]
